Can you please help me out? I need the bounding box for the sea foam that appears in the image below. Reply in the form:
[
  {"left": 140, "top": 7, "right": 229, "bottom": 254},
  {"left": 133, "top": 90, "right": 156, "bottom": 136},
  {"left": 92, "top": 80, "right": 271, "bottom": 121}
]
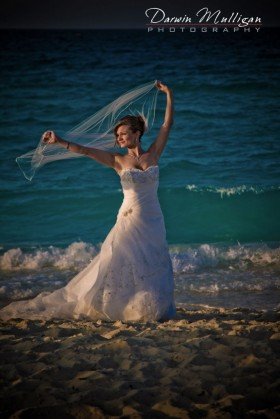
[
  {"left": 0, "top": 241, "right": 279, "bottom": 273},
  {"left": 0, "top": 242, "right": 98, "bottom": 271}
]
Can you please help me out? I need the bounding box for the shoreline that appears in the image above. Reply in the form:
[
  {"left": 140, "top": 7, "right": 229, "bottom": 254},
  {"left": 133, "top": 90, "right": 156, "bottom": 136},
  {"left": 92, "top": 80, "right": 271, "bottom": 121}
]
[{"left": 0, "top": 306, "right": 279, "bottom": 417}]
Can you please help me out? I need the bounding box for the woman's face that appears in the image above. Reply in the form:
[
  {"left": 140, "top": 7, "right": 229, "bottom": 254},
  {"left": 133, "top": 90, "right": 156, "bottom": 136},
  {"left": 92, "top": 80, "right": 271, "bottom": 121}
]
[{"left": 116, "top": 125, "right": 139, "bottom": 148}]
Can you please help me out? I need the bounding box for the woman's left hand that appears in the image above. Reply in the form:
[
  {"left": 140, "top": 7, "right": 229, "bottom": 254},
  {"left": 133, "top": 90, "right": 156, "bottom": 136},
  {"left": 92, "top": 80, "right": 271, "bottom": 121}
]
[{"left": 155, "top": 80, "right": 172, "bottom": 94}]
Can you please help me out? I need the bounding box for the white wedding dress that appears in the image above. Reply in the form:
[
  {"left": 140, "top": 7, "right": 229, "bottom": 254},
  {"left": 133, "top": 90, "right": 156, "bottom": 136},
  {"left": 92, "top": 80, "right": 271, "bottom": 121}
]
[{"left": 0, "top": 165, "right": 176, "bottom": 322}]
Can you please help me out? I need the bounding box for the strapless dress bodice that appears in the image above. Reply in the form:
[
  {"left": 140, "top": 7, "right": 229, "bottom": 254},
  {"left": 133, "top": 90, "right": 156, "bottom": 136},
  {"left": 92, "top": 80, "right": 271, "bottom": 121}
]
[
  {"left": 119, "top": 165, "right": 159, "bottom": 186},
  {"left": 117, "top": 165, "right": 160, "bottom": 219}
]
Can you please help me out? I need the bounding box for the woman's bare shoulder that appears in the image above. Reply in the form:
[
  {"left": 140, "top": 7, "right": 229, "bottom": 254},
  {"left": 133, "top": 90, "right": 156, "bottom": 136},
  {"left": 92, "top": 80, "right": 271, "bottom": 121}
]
[{"left": 113, "top": 153, "right": 129, "bottom": 172}]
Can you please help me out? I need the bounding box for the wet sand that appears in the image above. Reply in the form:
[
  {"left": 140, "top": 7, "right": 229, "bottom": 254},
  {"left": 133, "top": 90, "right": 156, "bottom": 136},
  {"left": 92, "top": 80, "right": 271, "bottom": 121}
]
[{"left": 0, "top": 306, "right": 279, "bottom": 418}]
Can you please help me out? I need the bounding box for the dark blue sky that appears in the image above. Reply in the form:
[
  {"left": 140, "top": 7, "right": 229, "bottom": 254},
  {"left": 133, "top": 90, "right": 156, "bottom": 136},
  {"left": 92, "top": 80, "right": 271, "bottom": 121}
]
[{"left": 0, "top": 0, "right": 278, "bottom": 28}]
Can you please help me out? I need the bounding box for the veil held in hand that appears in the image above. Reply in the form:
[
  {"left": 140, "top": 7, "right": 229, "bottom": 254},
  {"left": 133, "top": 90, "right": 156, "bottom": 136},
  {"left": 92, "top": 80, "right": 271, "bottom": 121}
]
[{"left": 16, "top": 80, "right": 159, "bottom": 181}]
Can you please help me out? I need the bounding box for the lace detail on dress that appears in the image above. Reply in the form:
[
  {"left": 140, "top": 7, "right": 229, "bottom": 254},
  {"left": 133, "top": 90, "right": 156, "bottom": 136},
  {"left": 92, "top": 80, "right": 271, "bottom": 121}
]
[
  {"left": 120, "top": 165, "right": 159, "bottom": 184},
  {"left": 94, "top": 251, "right": 174, "bottom": 321}
]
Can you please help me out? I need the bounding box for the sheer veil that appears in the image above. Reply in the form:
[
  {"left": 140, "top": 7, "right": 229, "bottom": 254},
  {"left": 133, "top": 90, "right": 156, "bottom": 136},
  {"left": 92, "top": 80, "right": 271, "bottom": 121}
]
[{"left": 16, "top": 80, "right": 159, "bottom": 181}]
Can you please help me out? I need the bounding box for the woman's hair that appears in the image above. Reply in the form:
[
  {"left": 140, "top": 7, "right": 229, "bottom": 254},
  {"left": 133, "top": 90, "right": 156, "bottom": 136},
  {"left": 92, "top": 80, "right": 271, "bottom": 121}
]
[{"left": 114, "top": 115, "right": 146, "bottom": 144}]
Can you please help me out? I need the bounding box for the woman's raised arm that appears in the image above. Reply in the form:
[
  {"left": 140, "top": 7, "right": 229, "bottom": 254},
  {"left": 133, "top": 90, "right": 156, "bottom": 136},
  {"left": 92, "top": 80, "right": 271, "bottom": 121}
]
[
  {"left": 148, "top": 81, "right": 174, "bottom": 159},
  {"left": 42, "top": 131, "right": 117, "bottom": 169}
]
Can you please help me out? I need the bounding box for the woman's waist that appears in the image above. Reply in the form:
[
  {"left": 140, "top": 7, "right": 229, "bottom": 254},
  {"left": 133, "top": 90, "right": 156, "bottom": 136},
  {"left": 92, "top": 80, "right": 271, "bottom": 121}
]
[
  {"left": 120, "top": 192, "right": 159, "bottom": 208},
  {"left": 118, "top": 197, "right": 162, "bottom": 216}
]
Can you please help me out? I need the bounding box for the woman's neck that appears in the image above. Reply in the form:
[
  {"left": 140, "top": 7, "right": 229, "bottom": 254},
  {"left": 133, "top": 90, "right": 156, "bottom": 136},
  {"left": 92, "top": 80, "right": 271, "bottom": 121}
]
[{"left": 127, "top": 145, "right": 144, "bottom": 157}]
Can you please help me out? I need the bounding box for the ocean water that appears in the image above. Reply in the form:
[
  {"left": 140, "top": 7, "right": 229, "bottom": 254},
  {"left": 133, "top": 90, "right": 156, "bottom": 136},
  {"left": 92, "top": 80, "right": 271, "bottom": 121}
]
[{"left": 0, "top": 29, "right": 279, "bottom": 311}]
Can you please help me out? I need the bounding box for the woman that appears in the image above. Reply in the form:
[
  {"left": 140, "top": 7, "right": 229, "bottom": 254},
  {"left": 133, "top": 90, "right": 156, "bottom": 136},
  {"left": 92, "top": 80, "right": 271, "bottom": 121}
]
[{"left": 0, "top": 81, "right": 176, "bottom": 322}]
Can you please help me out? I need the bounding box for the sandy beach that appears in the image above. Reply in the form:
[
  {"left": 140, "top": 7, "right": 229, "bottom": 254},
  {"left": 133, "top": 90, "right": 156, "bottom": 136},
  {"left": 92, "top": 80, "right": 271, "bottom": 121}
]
[{"left": 0, "top": 306, "right": 279, "bottom": 418}]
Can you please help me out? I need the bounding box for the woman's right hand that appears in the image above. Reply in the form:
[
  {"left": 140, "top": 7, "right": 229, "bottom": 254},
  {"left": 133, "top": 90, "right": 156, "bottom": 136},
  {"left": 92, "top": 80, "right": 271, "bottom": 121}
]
[{"left": 41, "top": 130, "right": 57, "bottom": 144}]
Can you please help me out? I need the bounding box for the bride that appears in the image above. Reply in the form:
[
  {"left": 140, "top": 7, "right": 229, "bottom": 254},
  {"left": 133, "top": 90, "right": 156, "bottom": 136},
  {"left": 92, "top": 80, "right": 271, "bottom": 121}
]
[{"left": 0, "top": 81, "right": 176, "bottom": 322}]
